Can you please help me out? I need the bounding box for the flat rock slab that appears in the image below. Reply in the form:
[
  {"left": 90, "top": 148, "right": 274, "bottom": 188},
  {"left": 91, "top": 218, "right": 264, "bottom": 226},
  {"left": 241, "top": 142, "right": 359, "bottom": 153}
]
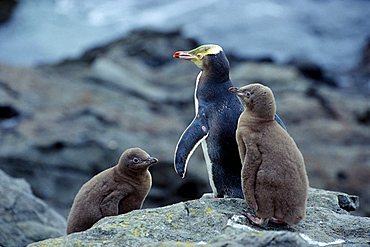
[{"left": 29, "top": 188, "right": 370, "bottom": 247}]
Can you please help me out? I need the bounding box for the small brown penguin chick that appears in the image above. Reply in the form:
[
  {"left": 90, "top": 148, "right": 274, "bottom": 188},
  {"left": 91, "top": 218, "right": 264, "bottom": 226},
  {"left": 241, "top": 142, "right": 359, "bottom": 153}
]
[
  {"left": 229, "top": 83, "right": 309, "bottom": 226},
  {"left": 66, "top": 147, "right": 158, "bottom": 234}
]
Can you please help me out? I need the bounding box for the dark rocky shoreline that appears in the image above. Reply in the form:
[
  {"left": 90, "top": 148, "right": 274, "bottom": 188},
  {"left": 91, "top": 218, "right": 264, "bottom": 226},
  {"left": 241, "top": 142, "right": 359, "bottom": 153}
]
[
  {"left": 1, "top": 29, "right": 369, "bottom": 216},
  {"left": 0, "top": 29, "right": 369, "bottom": 246}
]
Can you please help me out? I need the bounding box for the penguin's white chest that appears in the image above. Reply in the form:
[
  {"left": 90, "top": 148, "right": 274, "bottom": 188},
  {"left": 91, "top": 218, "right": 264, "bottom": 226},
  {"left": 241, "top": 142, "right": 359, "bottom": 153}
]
[
  {"left": 201, "top": 140, "right": 217, "bottom": 195},
  {"left": 194, "top": 72, "right": 202, "bottom": 115}
]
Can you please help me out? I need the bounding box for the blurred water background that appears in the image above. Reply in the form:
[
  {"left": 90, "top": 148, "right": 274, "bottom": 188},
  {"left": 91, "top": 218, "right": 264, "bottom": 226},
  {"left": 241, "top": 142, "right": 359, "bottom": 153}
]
[{"left": 1, "top": 0, "right": 370, "bottom": 74}]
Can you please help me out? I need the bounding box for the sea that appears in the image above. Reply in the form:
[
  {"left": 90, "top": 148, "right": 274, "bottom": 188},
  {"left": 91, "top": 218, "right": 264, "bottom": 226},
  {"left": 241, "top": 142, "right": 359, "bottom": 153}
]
[{"left": 0, "top": 0, "right": 369, "bottom": 76}]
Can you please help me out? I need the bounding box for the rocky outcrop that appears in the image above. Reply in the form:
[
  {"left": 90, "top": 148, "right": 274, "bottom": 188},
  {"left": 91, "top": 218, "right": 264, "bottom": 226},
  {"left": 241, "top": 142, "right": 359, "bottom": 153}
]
[
  {"left": 0, "top": 169, "right": 66, "bottom": 247},
  {"left": 29, "top": 188, "right": 369, "bottom": 246},
  {"left": 0, "top": 30, "right": 369, "bottom": 219},
  {"left": 0, "top": 0, "right": 17, "bottom": 24}
]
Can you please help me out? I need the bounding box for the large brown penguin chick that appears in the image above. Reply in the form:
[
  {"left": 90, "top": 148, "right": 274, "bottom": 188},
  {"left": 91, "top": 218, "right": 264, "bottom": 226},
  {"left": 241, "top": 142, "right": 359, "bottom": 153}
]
[
  {"left": 229, "top": 83, "right": 309, "bottom": 226},
  {"left": 66, "top": 147, "right": 158, "bottom": 234}
]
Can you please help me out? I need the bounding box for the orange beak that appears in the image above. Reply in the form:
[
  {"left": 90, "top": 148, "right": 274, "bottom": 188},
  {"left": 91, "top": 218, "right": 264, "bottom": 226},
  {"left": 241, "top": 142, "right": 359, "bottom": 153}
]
[{"left": 173, "top": 51, "right": 196, "bottom": 60}]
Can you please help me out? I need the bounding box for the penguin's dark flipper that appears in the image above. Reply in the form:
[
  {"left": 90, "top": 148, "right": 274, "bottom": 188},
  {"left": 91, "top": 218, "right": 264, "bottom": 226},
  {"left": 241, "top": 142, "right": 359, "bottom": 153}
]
[
  {"left": 174, "top": 114, "right": 209, "bottom": 178},
  {"left": 274, "top": 114, "right": 287, "bottom": 130}
]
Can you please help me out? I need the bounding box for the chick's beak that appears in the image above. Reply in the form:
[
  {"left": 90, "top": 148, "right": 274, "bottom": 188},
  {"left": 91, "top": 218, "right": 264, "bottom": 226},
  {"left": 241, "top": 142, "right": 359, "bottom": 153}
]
[
  {"left": 146, "top": 157, "right": 159, "bottom": 165},
  {"left": 173, "top": 51, "right": 196, "bottom": 60},
  {"left": 228, "top": 87, "right": 239, "bottom": 94},
  {"left": 228, "top": 87, "right": 244, "bottom": 97}
]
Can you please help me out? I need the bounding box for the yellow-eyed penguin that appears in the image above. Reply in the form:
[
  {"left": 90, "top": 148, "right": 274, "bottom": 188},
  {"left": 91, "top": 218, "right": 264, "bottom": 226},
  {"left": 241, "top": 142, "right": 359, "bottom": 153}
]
[{"left": 173, "top": 44, "right": 286, "bottom": 198}]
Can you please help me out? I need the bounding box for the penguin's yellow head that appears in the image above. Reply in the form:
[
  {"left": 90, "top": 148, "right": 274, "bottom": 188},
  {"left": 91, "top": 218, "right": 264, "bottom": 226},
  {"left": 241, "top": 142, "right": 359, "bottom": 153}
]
[{"left": 173, "top": 44, "right": 223, "bottom": 69}]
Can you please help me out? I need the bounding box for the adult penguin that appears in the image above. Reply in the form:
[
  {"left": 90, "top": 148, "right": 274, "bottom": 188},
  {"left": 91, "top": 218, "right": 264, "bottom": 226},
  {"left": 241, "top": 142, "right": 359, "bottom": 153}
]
[{"left": 173, "top": 44, "right": 285, "bottom": 198}]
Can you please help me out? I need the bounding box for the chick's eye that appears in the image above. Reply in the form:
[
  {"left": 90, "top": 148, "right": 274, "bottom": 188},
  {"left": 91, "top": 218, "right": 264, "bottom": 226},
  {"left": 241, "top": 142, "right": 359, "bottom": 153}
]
[
  {"left": 132, "top": 158, "right": 140, "bottom": 163},
  {"left": 245, "top": 91, "right": 251, "bottom": 97}
]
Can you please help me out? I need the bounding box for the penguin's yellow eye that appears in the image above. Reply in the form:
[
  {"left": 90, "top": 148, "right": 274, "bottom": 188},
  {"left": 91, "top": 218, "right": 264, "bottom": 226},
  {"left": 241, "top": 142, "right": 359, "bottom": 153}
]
[{"left": 196, "top": 53, "right": 204, "bottom": 59}]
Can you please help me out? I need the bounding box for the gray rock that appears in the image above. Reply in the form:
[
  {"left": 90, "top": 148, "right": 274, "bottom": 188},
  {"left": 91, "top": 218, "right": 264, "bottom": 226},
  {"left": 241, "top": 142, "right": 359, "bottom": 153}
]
[
  {"left": 338, "top": 194, "right": 360, "bottom": 212},
  {"left": 28, "top": 188, "right": 370, "bottom": 247},
  {"left": 0, "top": 0, "right": 17, "bottom": 24},
  {"left": 0, "top": 169, "right": 66, "bottom": 247}
]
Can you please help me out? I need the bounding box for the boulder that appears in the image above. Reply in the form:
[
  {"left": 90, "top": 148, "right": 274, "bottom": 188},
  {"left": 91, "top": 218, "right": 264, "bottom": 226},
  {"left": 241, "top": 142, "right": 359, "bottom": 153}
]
[
  {"left": 0, "top": 169, "right": 66, "bottom": 247},
  {"left": 29, "top": 188, "right": 370, "bottom": 247}
]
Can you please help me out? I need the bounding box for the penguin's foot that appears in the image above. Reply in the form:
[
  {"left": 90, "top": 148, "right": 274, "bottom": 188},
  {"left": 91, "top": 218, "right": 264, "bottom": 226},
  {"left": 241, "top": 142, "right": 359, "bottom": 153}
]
[
  {"left": 269, "top": 217, "right": 288, "bottom": 226},
  {"left": 245, "top": 212, "right": 267, "bottom": 227},
  {"left": 201, "top": 193, "right": 215, "bottom": 199}
]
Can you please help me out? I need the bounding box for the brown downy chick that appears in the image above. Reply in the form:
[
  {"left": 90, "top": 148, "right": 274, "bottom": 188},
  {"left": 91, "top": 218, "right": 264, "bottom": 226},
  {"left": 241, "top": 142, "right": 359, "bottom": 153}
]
[
  {"left": 229, "top": 83, "right": 308, "bottom": 226},
  {"left": 66, "top": 147, "right": 158, "bottom": 234}
]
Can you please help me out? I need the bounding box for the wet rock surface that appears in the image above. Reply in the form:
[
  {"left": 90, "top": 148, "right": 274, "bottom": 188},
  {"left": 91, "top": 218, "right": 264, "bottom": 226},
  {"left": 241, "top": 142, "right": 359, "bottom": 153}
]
[
  {"left": 0, "top": 169, "right": 66, "bottom": 247},
  {"left": 29, "top": 188, "right": 370, "bottom": 247},
  {"left": 0, "top": 29, "right": 369, "bottom": 221}
]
